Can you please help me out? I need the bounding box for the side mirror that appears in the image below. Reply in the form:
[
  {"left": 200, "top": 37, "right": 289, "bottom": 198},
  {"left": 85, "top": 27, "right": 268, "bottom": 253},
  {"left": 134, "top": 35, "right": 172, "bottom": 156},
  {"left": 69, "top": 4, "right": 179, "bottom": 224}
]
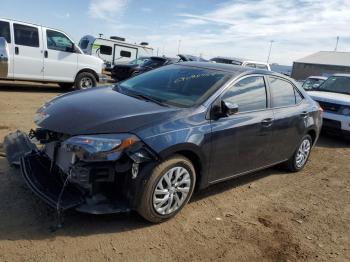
[
  {"left": 222, "top": 100, "right": 239, "bottom": 116},
  {"left": 211, "top": 100, "right": 239, "bottom": 119}
]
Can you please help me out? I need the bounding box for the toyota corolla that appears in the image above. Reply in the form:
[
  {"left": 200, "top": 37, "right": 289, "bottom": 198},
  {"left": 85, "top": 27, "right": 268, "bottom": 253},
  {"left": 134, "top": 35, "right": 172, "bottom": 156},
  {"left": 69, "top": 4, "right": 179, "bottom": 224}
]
[{"left": 4, "top": 62, "right": 322, "bottom": 223}]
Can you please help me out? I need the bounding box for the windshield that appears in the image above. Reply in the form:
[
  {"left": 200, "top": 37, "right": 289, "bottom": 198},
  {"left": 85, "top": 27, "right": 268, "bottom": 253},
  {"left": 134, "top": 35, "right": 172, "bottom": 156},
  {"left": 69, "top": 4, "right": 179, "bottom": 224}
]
[
  {"left": 115, "top": 65, "right": 233, "bottom": 107},
  {"left": 302, "top": 78, "right": 325, "bottom": 90},
  {"left": 318, "top": 76, "right": 350, "bottom": 95},
  {"left": 129, "top": 57, "right": 150, "bottom": 65}
]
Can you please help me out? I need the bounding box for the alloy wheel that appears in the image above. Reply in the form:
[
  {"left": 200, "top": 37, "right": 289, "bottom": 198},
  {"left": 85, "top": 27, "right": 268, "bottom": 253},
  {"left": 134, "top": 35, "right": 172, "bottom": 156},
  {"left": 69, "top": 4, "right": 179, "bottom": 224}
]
[
  {"left": 295, "top": 139, "right": 311, "bottom": 168},
  {"left": 153, "top": 166, "right": 191, "bottom": 215}
]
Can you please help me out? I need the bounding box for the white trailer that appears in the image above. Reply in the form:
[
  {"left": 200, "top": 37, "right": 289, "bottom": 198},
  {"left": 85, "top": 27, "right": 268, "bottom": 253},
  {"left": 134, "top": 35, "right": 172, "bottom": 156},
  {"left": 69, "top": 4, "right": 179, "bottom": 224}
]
[{"left": 79, "top": 35, "right": 153, "bottom": 68}]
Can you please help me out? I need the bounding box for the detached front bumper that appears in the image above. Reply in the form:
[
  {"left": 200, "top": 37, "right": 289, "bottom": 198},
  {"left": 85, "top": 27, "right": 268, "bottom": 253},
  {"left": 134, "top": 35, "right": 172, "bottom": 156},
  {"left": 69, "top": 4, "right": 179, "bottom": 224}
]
[
  {"left": 21, "top": 152, "right": 84, "bottom": 210},
  {"left": 3, "top": 131, "right": 154, "bottom": 214}
]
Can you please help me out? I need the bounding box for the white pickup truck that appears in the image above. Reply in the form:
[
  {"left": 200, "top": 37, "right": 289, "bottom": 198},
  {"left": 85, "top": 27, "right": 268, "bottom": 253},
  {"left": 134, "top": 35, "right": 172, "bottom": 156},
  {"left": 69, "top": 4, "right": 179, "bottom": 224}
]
[
  {"left": 307, "top": 74, "right": 350, "bottom": 140},
  {"left": 0, "top": 18, "right": 104, "bottom": 90}
]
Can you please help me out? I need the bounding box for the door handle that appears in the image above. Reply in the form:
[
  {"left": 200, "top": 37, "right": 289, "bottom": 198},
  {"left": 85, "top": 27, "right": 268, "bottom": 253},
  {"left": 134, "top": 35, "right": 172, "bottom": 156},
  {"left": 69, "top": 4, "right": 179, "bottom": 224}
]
[
  {"left": 44, "top": 50, "right": 48, "bottom": 58},
  {"left": 15, "top": 47, "right": 19, "bottom": 55},
  {"left": 261, "top": 118, "right": 274, "bottom": 127},
  {"left": 300, "top": 111, "right": 308, "bottom": 118}
]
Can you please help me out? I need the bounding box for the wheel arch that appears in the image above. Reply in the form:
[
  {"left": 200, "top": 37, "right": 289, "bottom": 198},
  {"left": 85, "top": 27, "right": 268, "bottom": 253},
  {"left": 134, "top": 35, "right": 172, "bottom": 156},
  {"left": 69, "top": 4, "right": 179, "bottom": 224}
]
[
  {"left": 306, "top": 128, "right": 317, "bottom": 145},
  {"left": 157, "top": 143, "right": 208, "bottom": 191},
  {"left": 75, "top": 68, "right": 99, "bottom": 82}
]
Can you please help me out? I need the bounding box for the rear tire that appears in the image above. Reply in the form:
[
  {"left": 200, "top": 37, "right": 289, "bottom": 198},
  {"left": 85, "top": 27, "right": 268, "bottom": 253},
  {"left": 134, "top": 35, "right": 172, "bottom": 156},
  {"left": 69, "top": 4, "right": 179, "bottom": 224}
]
[
  {"left": 75, "top": 72, "right": 97, "bottom": 90},
  {"left": 285, "top": 134, "right": 312, "bottom": 172},
  {"left": 137, "top": 155, "right": 196, "bottom": 223}
]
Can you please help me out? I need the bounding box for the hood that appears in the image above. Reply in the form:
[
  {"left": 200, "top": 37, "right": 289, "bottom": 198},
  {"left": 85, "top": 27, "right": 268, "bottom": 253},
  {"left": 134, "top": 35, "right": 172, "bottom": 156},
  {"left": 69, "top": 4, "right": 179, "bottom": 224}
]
[
  {"left": 36, "top": 86, "right": 181, "bottom": 135},
  {"left": 307, "top": 91, "right": 350, "bottom": 106}
]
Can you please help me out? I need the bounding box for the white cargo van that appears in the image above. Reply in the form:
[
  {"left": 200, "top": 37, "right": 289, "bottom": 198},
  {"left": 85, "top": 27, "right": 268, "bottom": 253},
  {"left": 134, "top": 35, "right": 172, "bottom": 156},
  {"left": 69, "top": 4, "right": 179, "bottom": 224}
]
[
  {"left": 79, "top": 35, "right": 153, "bottom": 69},
  {"left": 0, "top": 18, "right": 104, "bottom": 89}
]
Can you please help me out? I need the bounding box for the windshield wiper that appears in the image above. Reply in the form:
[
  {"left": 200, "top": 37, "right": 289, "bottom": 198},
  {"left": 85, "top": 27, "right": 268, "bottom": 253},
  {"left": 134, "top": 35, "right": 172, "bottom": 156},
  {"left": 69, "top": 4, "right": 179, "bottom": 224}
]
[{"left": 125, "top": 90, "right": 168, "bottom": 107}]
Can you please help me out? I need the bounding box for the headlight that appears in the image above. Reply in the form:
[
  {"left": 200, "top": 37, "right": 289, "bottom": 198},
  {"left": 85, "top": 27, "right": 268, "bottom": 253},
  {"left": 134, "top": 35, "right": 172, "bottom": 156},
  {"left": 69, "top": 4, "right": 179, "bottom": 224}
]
[
  {"left": 63, "top": 134, "right": 139, "bottom": 161},
  {"left": 339, "top": 106, "right": 350, "bottom": 116}
]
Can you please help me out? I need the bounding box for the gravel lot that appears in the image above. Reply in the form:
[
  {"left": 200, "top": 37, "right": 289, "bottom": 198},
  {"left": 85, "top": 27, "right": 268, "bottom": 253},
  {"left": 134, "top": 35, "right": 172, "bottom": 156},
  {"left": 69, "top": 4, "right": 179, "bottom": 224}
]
[{"left": 0, "top": 81, "right": 349, "bottom": 262}]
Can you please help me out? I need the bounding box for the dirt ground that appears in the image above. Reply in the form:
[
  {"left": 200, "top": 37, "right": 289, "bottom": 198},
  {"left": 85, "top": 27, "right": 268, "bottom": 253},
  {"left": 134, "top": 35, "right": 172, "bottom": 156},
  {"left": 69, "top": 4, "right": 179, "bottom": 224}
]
[{"left": 0, "top": 81, "right": 349, "bottom": 262}]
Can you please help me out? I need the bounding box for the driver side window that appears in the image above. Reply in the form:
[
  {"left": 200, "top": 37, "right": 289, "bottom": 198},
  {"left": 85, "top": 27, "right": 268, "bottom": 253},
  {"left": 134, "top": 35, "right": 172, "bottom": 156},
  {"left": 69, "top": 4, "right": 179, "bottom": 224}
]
[
  {"left": 222, "top": 76, "right": 267, "bottom": 113},
  {"left": 46, "top": 30, "right": 74, "bottom": 52}
]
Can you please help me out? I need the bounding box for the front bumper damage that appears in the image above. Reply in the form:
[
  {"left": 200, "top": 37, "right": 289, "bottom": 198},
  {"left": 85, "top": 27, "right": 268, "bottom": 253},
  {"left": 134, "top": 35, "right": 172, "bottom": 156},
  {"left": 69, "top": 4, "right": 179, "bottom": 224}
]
[{"left": 4, "top": 130, "right": 157, "bottom": 215}]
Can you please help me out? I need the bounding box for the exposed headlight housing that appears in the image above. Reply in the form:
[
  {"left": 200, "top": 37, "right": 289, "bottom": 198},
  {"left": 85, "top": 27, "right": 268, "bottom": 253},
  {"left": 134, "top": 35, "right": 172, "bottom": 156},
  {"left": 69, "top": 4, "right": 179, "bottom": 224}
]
[
  {"left": 339, "top": 106, "right": 350, "bottom": 116},
  {"left": 63, "top": 134, "right": 139, "bottom": 162}
]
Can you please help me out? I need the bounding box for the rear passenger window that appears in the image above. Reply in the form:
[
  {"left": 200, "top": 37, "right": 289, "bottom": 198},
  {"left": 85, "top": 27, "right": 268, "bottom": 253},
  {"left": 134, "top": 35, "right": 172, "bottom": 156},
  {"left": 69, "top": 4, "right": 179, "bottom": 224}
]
[
  {"left": 222, "top": 76, "right": 267, "bottom": 113},
  {"left": 14, "top": 23, "right": 39, "bottom": 47},
  {"left": 100, "top": 45, "right": 112, "bottom": 55},
  {"left": 269, "top": 77, "right": 297, "bottom": 107},
  {"left": 0, "top": 21, "right": 11, "bottom": 43}
]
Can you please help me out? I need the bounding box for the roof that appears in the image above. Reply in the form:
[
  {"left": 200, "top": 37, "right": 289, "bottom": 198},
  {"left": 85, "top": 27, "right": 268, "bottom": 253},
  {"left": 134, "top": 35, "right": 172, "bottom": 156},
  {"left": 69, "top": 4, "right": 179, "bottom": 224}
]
[
  {"left": 294, "top": 51, "right": 350, "bottom": 67},
  {"left": 332, "top": 73, "right": 350, "bottom": 77},
  {"left": 307, "top": 76, "right": 328, "bottom": 80},
  {"left": 176, "top": 62, "right": 284, "bottom": 78}
]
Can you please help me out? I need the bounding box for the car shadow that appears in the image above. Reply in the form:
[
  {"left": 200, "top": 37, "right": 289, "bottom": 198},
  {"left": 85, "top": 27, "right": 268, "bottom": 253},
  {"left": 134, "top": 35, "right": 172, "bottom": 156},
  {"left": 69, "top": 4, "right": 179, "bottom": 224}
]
[
  {"left": 316, "top": 133, "right": 350, "bottom": 148},
  {"left": 0, "top": 161, "right": 284, "bottom": 241},
  {"left": 0, "top": 81, "right": 63, "bottom": 94}
]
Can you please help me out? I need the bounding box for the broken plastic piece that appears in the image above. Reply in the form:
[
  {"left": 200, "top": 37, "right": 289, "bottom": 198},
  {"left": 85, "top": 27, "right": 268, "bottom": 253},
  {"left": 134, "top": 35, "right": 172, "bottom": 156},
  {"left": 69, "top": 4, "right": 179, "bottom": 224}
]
[{"left": 3, "top": 130, "right": 37, "bottom": 166}]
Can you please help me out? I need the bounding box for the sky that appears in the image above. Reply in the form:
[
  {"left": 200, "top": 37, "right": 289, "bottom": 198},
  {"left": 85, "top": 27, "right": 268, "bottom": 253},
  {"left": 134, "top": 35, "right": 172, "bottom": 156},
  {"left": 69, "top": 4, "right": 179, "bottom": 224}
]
[{"left": 1, "top": 0, "right": 350, "bottom": 65}]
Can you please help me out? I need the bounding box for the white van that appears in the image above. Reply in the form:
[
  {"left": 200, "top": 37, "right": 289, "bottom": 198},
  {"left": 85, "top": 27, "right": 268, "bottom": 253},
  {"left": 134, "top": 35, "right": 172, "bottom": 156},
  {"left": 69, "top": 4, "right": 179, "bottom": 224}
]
[
  {"left": 79, "top": 35, "right": 153, "bottom": 69},
  {"left": 0, "top": 18, "right": 104, "bottom": 89}
]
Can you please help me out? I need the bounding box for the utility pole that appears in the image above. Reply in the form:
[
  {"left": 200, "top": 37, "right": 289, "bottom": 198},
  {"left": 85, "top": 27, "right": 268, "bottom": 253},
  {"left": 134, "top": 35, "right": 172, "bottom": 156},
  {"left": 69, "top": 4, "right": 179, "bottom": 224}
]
[
  {"left": 156, "top": 48, "right": 159, "bottom": 56},
  {"left": 266, "top": 40, "right": 274, "bottom": 64},
  {"left": 177, "top": 40, "right": 181, "bottom": 54},
  {"left": 334, "top": 36, "right": 339, "bottom": 51}
]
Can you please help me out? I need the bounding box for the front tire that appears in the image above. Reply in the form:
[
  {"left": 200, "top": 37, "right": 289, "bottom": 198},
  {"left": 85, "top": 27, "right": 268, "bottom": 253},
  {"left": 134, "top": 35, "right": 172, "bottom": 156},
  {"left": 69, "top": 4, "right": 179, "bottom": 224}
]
[
  {"left": 285, "top": 134, "right": 312, "bottom": 172},
  {"left": 137, "top": 155, "right": 196, "bottom": 223},
  {"left": 75, "top": 72, "right": 97, "bottom": 90}
]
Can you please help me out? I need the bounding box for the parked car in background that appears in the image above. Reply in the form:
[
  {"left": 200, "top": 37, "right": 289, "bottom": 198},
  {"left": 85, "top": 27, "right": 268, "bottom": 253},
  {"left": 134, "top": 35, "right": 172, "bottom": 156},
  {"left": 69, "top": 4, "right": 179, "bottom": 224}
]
[
  {"left": 111, "top": 56, "right": 174, "bottom": 81},
  {"left": 307, "top": 74, "right": 350, "bottom": 139},
  {"left": 302, "top": 76, "right": 327, "bottom": 90},
  {"left": 5, "top": 62, "right": 322, "bottom": 223},
  {"left": 79, "top": 35, "right": 153, "bottom": 70},
  {"left": 210, "top": 56, "right": 271, "bottom": 71},
  {"left": 111, "top": 54, "right": 207, "bottom": 81}
]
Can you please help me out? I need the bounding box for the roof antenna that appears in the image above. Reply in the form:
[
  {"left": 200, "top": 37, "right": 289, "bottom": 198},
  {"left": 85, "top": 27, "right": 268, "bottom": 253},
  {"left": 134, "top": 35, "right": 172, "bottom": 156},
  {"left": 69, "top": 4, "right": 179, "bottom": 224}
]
[
  {"left": 334, "top": 36, "right": 339, "bottom": 51},
  {"left": 99, "top": 33, "right": 103, "bottom": 38}
]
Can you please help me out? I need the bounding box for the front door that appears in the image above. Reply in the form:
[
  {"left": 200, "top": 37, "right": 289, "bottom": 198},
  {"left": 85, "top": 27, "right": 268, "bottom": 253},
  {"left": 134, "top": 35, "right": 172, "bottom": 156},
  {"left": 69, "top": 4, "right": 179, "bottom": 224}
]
[
  {"left": 43, "top": 29, "right": 78, "bottom": 82},
  {"left": 12, "top": 22, "right": 43, "bottom": 80},
  {"left": 209, "top": 75, "right": 274, "bottom": 183}
]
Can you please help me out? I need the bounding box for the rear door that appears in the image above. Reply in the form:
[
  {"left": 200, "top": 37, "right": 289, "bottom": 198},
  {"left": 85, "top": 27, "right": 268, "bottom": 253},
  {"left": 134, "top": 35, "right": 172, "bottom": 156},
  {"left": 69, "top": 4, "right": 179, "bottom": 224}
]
[
  {"left": 113, "top": 45, "right": 137, "bottom": 64},
  {"left": 209, "top": 75, "right": 274, "bottom": 182},
  {"left": 267, "top": 76, "right": 307, "bottom": 161},
  {"left": 12, "top": 22, "right": 43, "bottom": 80},
  {"left": 43, "top": 28, "right": 78, "bottom": 82}
]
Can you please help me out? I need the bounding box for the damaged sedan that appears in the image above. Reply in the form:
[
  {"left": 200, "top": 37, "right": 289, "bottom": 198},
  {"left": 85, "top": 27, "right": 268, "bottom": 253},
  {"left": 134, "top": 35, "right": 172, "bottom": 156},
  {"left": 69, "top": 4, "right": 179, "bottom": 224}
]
[{"left": 4, "top": 62, "right": 322, "bottom": 223}]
